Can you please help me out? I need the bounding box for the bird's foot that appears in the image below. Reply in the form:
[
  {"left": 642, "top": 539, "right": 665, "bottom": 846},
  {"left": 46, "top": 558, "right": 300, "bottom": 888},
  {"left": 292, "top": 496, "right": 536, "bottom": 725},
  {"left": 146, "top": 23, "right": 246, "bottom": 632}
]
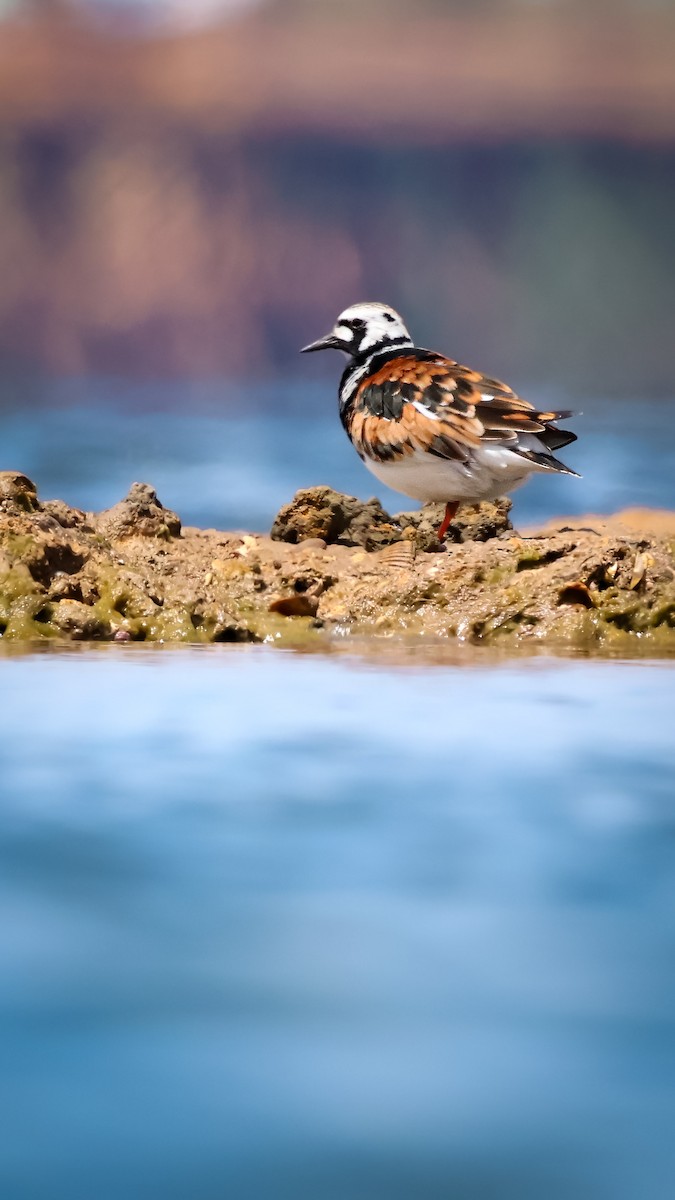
[{"left": 437, "top": 501, "right": 459, "bottom": 543}]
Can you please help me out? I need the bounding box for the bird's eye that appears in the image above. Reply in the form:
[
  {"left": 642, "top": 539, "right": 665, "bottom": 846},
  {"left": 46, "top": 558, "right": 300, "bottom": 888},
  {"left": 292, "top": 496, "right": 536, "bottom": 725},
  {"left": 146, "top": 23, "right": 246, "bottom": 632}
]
[{"left": 351, "top": 318, "right": 365, "bottom": 330}]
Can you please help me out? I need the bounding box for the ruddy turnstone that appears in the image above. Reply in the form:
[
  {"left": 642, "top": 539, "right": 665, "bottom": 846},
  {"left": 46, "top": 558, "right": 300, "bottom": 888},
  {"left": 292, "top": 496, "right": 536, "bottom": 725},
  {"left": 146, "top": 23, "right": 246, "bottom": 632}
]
[{"left": 302, "top": 302, "right": 578, "bottom": 540}]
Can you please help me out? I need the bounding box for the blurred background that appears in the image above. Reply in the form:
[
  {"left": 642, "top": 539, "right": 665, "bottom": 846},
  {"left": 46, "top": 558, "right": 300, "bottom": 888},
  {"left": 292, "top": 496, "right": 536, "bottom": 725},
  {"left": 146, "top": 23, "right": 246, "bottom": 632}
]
[
  {"left": 1, "top": 0, "right": 675, "bottom": 529},
  {"left": 3, "top": 8, "right": 675, "bottom": 1200},
  {"left": 1, "top": 0, "right": 674, "bottom": 392}
]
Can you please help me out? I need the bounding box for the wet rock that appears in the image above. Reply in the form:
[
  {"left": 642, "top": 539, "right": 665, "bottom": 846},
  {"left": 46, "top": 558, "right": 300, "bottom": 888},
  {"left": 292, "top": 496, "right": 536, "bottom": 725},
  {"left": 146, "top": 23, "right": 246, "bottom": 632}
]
[
  {"left": 211, "top": 624, "right": 261, "bottom": 643},
  {"left": 28, "top": 539, "right": 89, "bottom": 585},
  {"left": 270, "top": 486, "right": 400, "bottom": 550},
  {"left": 49, "top": 600, "right": 111, "bottom": 640},
  {"left": 42, "top": 499, "right": 89, "bottom": 529},
  {"left": 0, "top": 475, "right": 90, "bottom": 588},
  {"left": 97, "top": 483, "right": 181, "bottom": 541},
  {"left": 188, "top": 599, "right": 261, "bottom": 643}
]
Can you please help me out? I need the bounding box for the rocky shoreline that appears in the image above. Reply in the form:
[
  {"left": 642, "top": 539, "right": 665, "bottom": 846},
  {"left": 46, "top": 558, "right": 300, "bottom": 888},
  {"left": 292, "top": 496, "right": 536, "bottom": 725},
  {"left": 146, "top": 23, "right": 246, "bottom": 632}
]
[{"left": 1, "top": 471, "right": 674, "bottom": 654}]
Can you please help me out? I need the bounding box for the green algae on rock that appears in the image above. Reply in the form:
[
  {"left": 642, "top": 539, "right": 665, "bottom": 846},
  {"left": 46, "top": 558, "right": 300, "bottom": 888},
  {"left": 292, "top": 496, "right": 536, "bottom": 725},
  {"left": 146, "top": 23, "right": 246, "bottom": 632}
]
[{"left": 1, "top": 471, "right": 674, "bottom": 653}]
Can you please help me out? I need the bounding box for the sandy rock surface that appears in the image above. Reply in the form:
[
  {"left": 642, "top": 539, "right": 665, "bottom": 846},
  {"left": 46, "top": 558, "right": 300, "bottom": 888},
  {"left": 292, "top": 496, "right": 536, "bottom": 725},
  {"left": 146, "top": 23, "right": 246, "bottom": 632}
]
[{"left": 1, "top": 472, "right": 674, "bottom": 654}]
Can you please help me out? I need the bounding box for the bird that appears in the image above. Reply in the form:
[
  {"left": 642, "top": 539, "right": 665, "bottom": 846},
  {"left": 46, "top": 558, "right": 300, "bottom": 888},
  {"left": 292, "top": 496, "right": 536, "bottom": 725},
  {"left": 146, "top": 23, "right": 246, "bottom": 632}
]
[{"left": 301, "top": 301, "right": 578, "bottom": 541}]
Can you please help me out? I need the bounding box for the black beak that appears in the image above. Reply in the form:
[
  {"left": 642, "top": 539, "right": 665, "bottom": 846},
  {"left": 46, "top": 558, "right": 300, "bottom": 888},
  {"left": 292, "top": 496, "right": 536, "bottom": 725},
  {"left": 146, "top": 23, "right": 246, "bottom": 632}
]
[{"left": 300, "top": 333, "right": 340, "bottom": 354}]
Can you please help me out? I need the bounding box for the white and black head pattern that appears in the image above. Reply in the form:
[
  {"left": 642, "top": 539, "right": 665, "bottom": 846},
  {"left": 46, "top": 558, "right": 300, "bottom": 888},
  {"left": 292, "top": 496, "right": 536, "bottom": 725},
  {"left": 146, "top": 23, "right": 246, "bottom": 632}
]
[{"left": 301, "top": 302, "right": 414, "bottom": 360}]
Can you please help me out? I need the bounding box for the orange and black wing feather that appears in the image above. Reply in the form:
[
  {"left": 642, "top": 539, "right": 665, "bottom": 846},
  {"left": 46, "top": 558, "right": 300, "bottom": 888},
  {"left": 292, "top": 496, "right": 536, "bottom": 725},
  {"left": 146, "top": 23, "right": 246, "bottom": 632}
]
[{"left": 346, "top": 351, "right": 577, "bottom": 474}]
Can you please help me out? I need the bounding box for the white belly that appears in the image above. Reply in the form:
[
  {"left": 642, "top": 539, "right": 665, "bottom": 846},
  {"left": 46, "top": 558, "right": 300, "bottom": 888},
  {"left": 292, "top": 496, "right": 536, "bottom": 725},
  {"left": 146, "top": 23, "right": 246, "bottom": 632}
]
[{"left": 362, "top": 445, "right": 541, "bottom": 503}]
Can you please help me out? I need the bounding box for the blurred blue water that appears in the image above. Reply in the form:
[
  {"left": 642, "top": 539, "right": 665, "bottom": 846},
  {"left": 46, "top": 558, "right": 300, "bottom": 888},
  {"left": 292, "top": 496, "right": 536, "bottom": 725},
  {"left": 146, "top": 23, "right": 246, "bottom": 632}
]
[
  {"left": 2, "top": 381, "right": 675, "bottom": 1198},
  {"left": 1, "top": 377, "right": 674, "bottom": 529},
  {"left": 1, "top": 650, "right": 675, "bottom": 1200}
]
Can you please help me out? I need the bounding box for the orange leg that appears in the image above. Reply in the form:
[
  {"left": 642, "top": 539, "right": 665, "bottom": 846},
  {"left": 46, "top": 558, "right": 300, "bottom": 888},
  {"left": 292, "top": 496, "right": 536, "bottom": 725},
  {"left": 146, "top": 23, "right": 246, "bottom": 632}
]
[{"left": 437, "top": 501, "right": 459, "bottom": 542}]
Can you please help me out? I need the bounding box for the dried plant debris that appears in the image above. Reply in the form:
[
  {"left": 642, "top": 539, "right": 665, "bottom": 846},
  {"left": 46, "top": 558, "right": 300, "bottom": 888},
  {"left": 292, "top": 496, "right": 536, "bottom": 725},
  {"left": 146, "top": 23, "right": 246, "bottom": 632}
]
[{"left": 0, "top": 472, "right": 674, "bottom": 653}]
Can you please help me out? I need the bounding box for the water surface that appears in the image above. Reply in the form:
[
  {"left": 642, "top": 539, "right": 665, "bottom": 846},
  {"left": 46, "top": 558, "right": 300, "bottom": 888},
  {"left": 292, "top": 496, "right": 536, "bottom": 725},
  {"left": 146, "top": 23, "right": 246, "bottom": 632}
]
[{"left": 2, "top": 648, "right": 675, "bottom": 1199}]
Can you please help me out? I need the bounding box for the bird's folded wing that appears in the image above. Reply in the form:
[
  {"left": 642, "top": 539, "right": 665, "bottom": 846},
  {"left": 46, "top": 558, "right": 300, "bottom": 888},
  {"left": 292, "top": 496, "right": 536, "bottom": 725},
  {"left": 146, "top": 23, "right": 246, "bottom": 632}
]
[{"left": 350, "top": 355, "right": 576, "bottom": 465}]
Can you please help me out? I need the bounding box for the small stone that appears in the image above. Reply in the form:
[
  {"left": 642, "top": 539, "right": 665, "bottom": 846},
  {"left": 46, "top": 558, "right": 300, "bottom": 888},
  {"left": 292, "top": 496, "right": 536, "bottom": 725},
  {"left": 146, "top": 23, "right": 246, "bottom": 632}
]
[
  {"left": 629, "top": 551, "right": 653, "bottom": 590},
  {"left": 268, "top": 594, "right": 320, "bottom": 618},
  {"left": 0, "top": 472, "right": 40, "bottom": 513}
]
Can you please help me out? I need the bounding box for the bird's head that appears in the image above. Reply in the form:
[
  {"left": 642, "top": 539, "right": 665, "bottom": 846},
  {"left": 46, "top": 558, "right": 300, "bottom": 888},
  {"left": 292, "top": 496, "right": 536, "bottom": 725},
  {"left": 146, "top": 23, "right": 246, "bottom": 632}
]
[{"left": 301, "top": 302, "right": 413, "bottom": 360}]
